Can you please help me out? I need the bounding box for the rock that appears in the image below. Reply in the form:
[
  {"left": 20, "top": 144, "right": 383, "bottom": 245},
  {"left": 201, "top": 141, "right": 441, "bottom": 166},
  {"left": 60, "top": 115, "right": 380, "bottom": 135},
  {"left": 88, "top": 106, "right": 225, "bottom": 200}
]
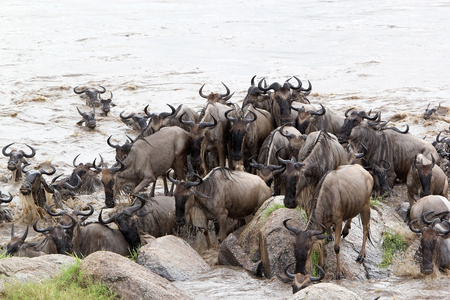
[
  {"left": 0, "top": 254, "right": 75, "bottom": 291},
  {"left": 81, "top": 251, "right": 191, "bottom": 300},
  {"left": 218, "top": 233, "right": 262, "bottom": 276},
  {"left": 289, "top": 282, "right": 362, "bottom": 300},
  {"left": 137, "top": 235, "right": 210, "bottom": 281},
  {"left": 259, "top": 207, "right": 306, "bottom": 279}
]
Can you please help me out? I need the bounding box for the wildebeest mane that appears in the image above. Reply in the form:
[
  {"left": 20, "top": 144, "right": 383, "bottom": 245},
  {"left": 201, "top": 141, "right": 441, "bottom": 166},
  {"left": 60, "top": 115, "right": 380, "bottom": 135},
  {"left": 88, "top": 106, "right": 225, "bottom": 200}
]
[
  {"left": 196, "top": 167, "right": 235, "bottom": 196},
  {"left": 298, "top": 130, "right": 329, "bottom": 161}
]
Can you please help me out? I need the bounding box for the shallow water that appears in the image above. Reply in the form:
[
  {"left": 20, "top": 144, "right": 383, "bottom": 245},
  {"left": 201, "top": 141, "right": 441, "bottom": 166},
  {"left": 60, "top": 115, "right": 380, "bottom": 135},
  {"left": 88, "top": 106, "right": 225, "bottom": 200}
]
[{"left": 1, "top": 0, "right": 450, "bottom": 299}]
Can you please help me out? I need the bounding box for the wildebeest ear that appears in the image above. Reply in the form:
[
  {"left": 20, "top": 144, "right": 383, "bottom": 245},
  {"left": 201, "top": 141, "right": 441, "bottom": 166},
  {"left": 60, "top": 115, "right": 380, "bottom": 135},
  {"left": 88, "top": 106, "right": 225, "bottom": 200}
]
[{"left": 192, "top": 188, "right": 210, "bottom": 199}]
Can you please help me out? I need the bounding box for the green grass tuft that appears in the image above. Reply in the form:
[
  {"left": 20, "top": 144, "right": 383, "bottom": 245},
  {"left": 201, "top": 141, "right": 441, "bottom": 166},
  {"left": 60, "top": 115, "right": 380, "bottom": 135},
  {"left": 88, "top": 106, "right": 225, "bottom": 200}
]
[
  {"left": 379, "top": 229, "right": 407, "bottom": 268},
  {"left": 0, "top": 257, "right": 118, "bottom": 300},
  {"left": 262, "top": 203, "right": 286, "bottom": 219}
]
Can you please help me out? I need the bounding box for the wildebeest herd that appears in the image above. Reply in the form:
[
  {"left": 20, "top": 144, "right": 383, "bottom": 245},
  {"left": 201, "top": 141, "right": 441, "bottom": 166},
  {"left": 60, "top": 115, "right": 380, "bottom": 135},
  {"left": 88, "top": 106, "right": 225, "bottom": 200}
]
[{"left": 1, "top": 76, "right": 449, "bottom": 294}]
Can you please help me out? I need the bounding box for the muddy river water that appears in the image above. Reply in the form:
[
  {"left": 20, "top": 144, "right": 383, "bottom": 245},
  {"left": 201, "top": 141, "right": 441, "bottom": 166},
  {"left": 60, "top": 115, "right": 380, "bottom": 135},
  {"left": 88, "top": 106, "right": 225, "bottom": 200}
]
[{"left": 1, "top": 0, "right": 450, "bottom": 299}]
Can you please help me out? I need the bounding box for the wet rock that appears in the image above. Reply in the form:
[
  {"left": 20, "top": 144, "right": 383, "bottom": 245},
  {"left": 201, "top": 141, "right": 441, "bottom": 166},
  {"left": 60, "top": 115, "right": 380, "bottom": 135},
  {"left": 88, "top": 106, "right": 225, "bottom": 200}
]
[
  {"left": 0, "top": 254, "right": 75, "bottom": 291},
  {"left": 260, "top": 208, "right": 307, "bottom": 279},
  {"left": 218, "top": 232, "right": 261, "bottom": 276},
  {"left": 137, "top": 235, "right": 210, "bottom": 281},
  {"left": 289, "top": 282, "right": 362, "bottom": 300},
  {"left": 81, "top": 251, "right": 191, "bottom": 300}
]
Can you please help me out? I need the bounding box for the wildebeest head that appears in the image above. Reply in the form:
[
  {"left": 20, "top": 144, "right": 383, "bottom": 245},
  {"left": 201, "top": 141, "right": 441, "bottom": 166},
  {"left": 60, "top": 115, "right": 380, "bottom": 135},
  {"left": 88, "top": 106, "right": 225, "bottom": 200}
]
[
  {"left": 94, "top": 159, "right": 126, "bottom": 208},
  {"left": 20, "top": 164, "right": 56, "bottom": 196},
  {"left": 98, "top": 91, "right": 116, "bottom": 116},
  {"left": 423, "top": 103, "right": 440, "bottom": 120},
  {"left": 338, "top": 108, "right": 379, "bottom": 142},
  {"left": 168, "top": 171, "right": 207, "bottom": 226},
  {"left": 120, "top": 110, "right": 149, "bottom": 131},
  {"left": 279, "top": 124, "right": 307, "bottom": 158},
  {"left": 107, "top": 136, "right": 134, "bottom": 161},
  {"left": 49, "top": 173, "right": 81, "bottom": 200},
  {"left": 364, "top": 159, "right": 392, "bottom": 196},
  {"left": 2, "top": 143, "right": 36, "bottom": 175},
  {"left": 243, "top": 75, "right": 271, "bottom": 110},
  {"left": 33, "top": 215, "right": 76, "bottom": 255},
  {"left": 412, "top": 154, "right": 435, "bottom": 197},
  {"left": 179, "top": 113, "right": 217, "bottom": 171},
  {"left": 283, "top": 218, "right": 327, "bottom": 275},
  {"left": 225, "top": 108, "right": 257, "bottom": 161},
  {"left": 249, "top": 158, "right": 284, "bottom": 188},
  {"left": 432, "top": 132, "right": 450, "bottom": 159},
  {"left": 199, "top": 82, "right": 234, "bottom": 103},
  {"left": 99, "top": 194, "right": 147, "bottom": 250},
  {"left": 6, "top": 224, "right": 30, "bottom": 256},
  {"left": 290, "top": 78, "right": 312, "bottom": 103},
  {"left": 291, "top": 103, "right": 325, "bottom": 134},
  {"left": 409, "top": 211, "right": 450, "bottom": 275},
  {"left": 76, "top": 107, "right": 96, "bottom": 129},
  {"left": 73, "top": 85, "right": 106, "bottom": 106},
  {"left": 141, "top": 104, "right": 177, "bottom": 135},
  {"left": 284, "top": 262, "right": 325, "bottom": 293}
]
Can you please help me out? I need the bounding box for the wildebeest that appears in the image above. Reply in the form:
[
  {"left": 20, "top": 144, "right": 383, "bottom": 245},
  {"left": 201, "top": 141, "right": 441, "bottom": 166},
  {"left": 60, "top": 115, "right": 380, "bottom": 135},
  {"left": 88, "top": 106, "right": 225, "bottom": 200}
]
[
  {"left": 423, "top": 103, "right": 445, "bottom": 120},
  {"left": 225, "top": 104, "right": 273, "bottom": 171},
  {"left": 2, "top": 143, "right": 36, "bottom": 182},
  {"left": 49, "top": 172, "right": 81, "bottom": 205},
  {"left": 138, "top": 104, "right": 177, "bottom": 137},
  {"left": 107, "top": 136, "right": 134, "bottom": 161},
  {"left": 242, "top": 75, "right": 271, "bottom": 112},
  {"left": 98, "top": 91, "right": 116, "bottom": 116},
  {"left": 169, "top": 167, "right": 271, "bottom": 244},
  {"left": 120, "top": 110, "right": 149, "bottom": 131},
  {"left": 363, "top": 159, "right": 392, "bottom": 197},
  {"left": 341, "top": 120, "right": 439, "bottom": 190},
  {"left": 6, "top": 216, "right": 75, "bottom": 257},
  {"left": 199, "top": 82, "right": 234, "bottom": 103},
  {"left": 279, "top": 130, "right": 351, "bottom": 213},
  {"left": 283, "top": 164, "right": 373, "bottom": 280},
  {"left": 68, "top": 154, "right": 103, "bottom": 194},
  {"left": 73, "top": 85, "right": 106, "bottom": 107},
  {"left": 337, "top": 108, "right": 379, "bottom": 143},
  {"left": 76, "top": 107, "right": 96, "bottom": 129},
  {"left": 98, "top": 194, "right": 176, "bottom": 251},
  {"left": 409, "top": 207, "right": 450, "bottom": 275},
  {"left": 291, "top": 103, "right": 344, "bottom": 136},
  {"left": 258, "top": 76, "right": 306, "bottom": 127},
  {"left": 283, "top": 262, "right": 325, "bottom": 293},
  {"left": 20, "top": 164, "right": 56, "bottom": 208},
  {"left": 408, "top": 195, "right": 450, "bottom": 229},
  {"left": 99, "top": 126, "right": 190, "bottom": 208},
  {"left": 407, "top": 154, "right": 449, "bottom": 211},
  {"left": 0, "top": 191, "right": 13, "bottom": 222}
]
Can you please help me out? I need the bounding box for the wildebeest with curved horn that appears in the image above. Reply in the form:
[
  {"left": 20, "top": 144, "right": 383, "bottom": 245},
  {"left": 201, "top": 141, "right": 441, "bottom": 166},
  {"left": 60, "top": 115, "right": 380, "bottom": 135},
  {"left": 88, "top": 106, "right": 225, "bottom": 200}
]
[
  {"left": 291, "top": 102, "right": 344, "bottom": 136},
  {"left": 120, "top": 110, "right": 149, "bottom": 131},
  {"left": 0, "top": 191, "right": 13, "bottom": 223},
  {"left": 20, "top": 164, "right": 57, "bottom": 208},
  {"left": 283, "top": 164, "right": 373, "bottom": 280},
  {"left": 98, "top": 126, "right": 190, "bottom": 208},
  {"left": 409, "top": 208, "right": 450, "bottom": 275},
  {"left": 98, "top": 91, "right": 116, "bottom": 116},
  {"left": 199, "top": 82, "right": 234, "bottom": 103},
  {"left": 407, "top": 154, "right": 449, "bottom": 213},
  {"left": 73, "top": 85, "right": 106, "bottom": 107},
  {"left": 242, "top": 75, "right": 272, "bottom": 112},
  {"left": 137, "top": 103, "right": 177, "bottom": 137},
  {"left": 337, "top": 108, "right": 380, "bottom": 143},
  {"left": 76, "top": 107, "right": 96, "bottom": 129},
  {"left": 279, "top": 130, "right": 351, "bottom": 213},
  {"left": 169, "top": 167, "right": 271, "bottom": 245},
  {"left": 2, "top": 143, "right": 36, "bottom": 182},
  {"left": 284, "top": 262, "right": 325, "bottom": 293}
]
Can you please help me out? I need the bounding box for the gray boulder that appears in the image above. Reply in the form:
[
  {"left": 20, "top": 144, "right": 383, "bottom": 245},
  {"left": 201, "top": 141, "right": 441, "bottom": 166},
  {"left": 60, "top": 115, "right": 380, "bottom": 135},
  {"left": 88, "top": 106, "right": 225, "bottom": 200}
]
[
  {"left": 289, "top": 282, "right": 362, "bottom": 300},
  {"left": 0, "top": 254, "right": 75, "bottom": 291},
  {"left": 137, "top": 235, "right": 210, "bottom": 281},
  {"left": 81, "top": 251, "right": 191, "bottom": 300}
]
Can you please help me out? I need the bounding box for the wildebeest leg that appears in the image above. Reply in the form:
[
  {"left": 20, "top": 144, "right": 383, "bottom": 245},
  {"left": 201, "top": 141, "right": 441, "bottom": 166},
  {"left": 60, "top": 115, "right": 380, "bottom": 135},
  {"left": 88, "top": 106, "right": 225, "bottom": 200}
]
[
  {"left": 217, "top": 210, "right": 229, "bottom": 243},
  {"left": 132, "top": 176, "right": 155, "bottom": 194},
  {"left": 341, "top": 219, "right": 352, "bottom": 239},
  {"left": 334, "top": 220, "right": 344, "bottom": 280},
  {"left": 357, "top": 204, "right": 371, "bottom": 263}
]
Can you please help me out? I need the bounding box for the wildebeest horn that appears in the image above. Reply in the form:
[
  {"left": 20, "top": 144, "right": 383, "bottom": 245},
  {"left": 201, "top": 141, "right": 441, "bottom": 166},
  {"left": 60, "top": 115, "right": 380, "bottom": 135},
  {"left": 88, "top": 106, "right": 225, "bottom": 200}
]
[
  {"left": 2, "top": 142, "right": 14, "bottom": 157},
  {"left": 12, "top": 224, "right": 29, "bottom": 241},
  {"left": 73, "top": 204, "right": 95, "bottom": 217},
  {"left": 344, "top": 107, "right": 354, "bottom": 118},
  {"left": 353, "top": 142, "right": 367, "bottom": 159},
  {"left": 307, "top": 222, "right": 326, "bottom": 236},
  {"left": 23, "top": 144, "right": 36, "bottom": 158},
  {"left": 249, "top": 159, "right": 264, "bottom": 170},
  {"left": 436, "top": 131, "right": 444, "bottom": 143},
  {"left": 39, "top": 165, "right": 56, "bottom": 176},
  {"left": 225, "top": 109, "right": 237, "bottom": 122},
  {"left": 422, "top": 211, "right": 437, "bottom": 225},
  {"left": 185, "top": 173, "right": 203, "bottom": 188},
  {"left": 284, "top": 262, "right": 296, "bottom": 279},
  {"left": 125, "top": 194, "right": 147, "bottom": 216},
  {"left": 286, "top": 76, "right": 302, "bottom": 90},
  {"left": 110, "top": 159, "right": 126, "bottom": 173},
  {"left": 73, "top": 153, "right": 82, "bottom": 167},
  {"left": 143, "top": 105, "right": 154, "bottom": 118},
  {"left": 21, "top": 162, "right": 31, "bottom": 173},
  {"left": 159, "top": 104, "right": 176, "bottom": 119},
  {"left": 279, "top": 123, "right": 295, "bottom": 139},
  {"left": 310, "top": 263, "right": 325, "bottom": 281},
  {"left": 245, "top": 110, "right": 257, "bottom": 123},
  {"left": 309, "top": 103, "right": 326, "bottom": 116},
  {"left": 97, "top": 86, "right": 106, "bottom": 94},
  {"left": 99, "top": 208, "right": 117, "bottom": 224},
  {"left": 380, "top": 160, "right": 391, "bottom": 171},
  {"left": 73, "top": 86, "right": 87, "bottom": 94},
  {"left": 218, "top": 82, "right": 231, "bottom": 99},
  {"left": 200, "top": 115, "right": 218, "bottom": 129},
  {"left": 250, "top": 75, "right": 257, "bottom": 86},
  {"left": 166, "top": 169, "right": 180, "bottom": 185},
  {"left": 409, "top": 218, "right": 424, "bottom": 233},
  {"left": 64, "top": 174, "right": 82, "bottom": 190},
  {"left": 361, "top": 110, "right": 379, "bottom": 121},
  {"left": 179, "top": 112, "right": 195, "bottom": 127},
  {"left": 0, "top": 192, "right": 13, "bottom": 203},
  {"left": 386, "top": 124, "right": 409, "bottom": 134},
  {"left": 76, "top": 107, "right": 85, "bottom": 117},
  {"left": 199, "top": 83, "right": 208, "bottom": 99},
  {"left": 438, "top": 220, "right": 450, "bottom": 236},
  {"left": 283, "top": 218, "right": 301, "bottom": 235},
  {"left": 258, "top": 78, "right": 280, "bottom": 92},
  {"left": 50, "top": 174, "right": 64, "bottom": 184},
  {"left": 93, "top": 157, "right": 104, "bottom": 172},
  {"left": 46, "top": 203, "right": 66, "bottom": 217},
  {"left": 107, "top": 136, "right": 119, "bottom": 149},
  {"left": 120, "top": 111, "right": 134, "bottom": 120},
  {"left": 126, "top": 135, "right": 134, "bottom": 143}
]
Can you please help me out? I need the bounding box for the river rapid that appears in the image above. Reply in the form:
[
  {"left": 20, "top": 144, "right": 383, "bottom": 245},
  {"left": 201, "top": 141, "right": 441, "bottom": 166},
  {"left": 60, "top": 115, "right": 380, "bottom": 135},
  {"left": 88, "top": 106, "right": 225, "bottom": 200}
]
[{"left": 1, "top": 1, "right": 450, "bottom": 299}]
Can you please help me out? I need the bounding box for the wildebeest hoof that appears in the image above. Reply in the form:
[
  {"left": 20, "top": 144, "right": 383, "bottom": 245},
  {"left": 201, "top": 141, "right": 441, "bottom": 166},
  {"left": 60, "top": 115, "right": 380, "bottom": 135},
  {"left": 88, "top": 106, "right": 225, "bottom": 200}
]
[{"left": 356, "top": 255, "right": 365, "bottom": 263}]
